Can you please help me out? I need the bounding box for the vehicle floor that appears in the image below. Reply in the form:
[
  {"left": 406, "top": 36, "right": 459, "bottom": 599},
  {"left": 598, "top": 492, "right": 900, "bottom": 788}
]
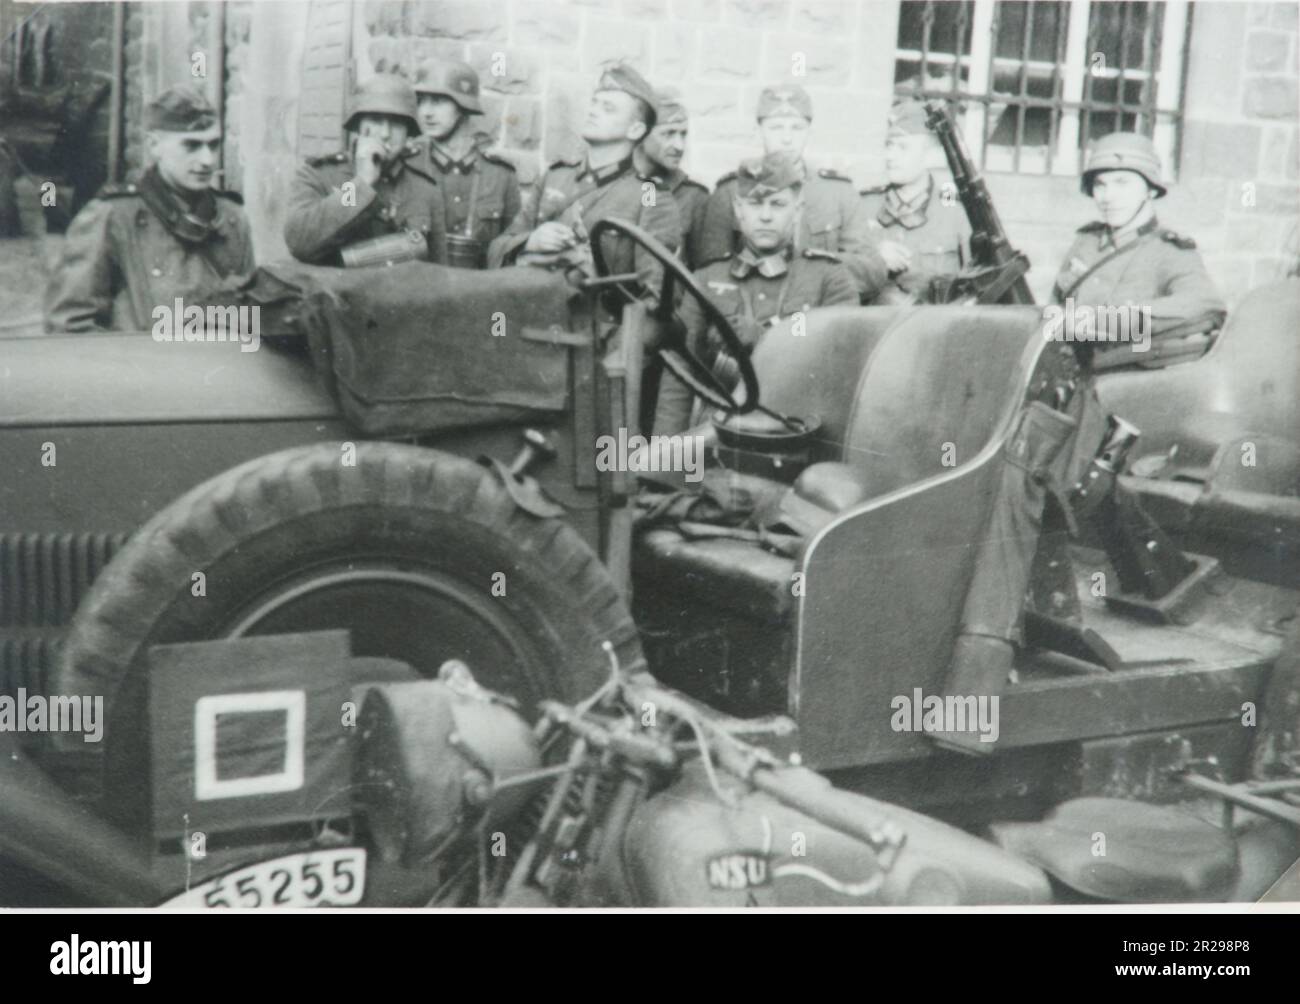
[{"left": 1017, "top": 544, "right": 1296, "bottom": 681}]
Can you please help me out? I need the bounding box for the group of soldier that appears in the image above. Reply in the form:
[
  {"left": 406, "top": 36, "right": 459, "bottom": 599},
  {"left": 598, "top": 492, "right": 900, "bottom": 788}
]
[{"left": 36, "top": 57, "right": 1237, "bottom": 757}]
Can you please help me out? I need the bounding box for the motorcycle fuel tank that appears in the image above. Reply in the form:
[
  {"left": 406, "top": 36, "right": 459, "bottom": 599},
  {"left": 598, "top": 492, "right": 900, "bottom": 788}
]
[{"left": 620, "top": 761, "right": 1051, "bottom": 907}]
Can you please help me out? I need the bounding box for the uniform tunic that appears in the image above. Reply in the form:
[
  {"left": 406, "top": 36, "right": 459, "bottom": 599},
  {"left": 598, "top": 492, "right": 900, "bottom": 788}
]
[
  {"left": 416, "top": 140, "right": 521, "bottom": 248},
  {"left": 1052, "top": 216, "right": 1227, "bottom": 368},
  {"left": 860, "top": 174, "right": 971, "bottom": 302},
  {"left": 649, "top": 166, "right": 710, "bottom": 269},
  {"left": 283, "top": 146, "right": 448, "bottom": 266},
  {"left": 652, "top": 246, "right": 859, "bottom": 434},
  {"left": 695, "top": 166, "right": 887, "bottom": 301},
  {"left": 487, "top": 154, "right": 681, "bottom": 306},
  {"left": 45, "top": 172, "right": 254, "bottom": 333}
]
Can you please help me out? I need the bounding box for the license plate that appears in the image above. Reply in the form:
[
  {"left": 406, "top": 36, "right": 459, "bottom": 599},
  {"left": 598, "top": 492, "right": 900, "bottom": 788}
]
[{"left": 159, "top": 848, "right": 366, "bottom": 909}]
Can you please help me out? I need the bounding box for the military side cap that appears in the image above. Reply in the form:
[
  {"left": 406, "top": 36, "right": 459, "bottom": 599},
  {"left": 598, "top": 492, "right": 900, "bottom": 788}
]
[
  {"left": 654, "top": 86, "right": 688, "bottom": 126},
  {"left": 146, "top": 85, "right": 217, "bottom": 132},
  {"left": 414, "top": 58, "right": 483, "bottom": 115},
  {"left": 735, "top": 152, "right": 806, "bottom": 198},
  {"left": 597, "top": 62, "right": 658, "bottom": 129},
  {"left": 887, "top": 98, "right": 930, "bottom": 137},
  {"left": 756, "top": 84, "right": 813, "bottom": 122},
  {"left": 345, "top": 73, "right": 420, "bottom": 134}
]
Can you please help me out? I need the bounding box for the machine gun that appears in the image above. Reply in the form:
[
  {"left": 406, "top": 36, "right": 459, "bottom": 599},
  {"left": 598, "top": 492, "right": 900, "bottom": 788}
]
[{"left": 924, "top": 100, "right": 1034, "bottom": 306}]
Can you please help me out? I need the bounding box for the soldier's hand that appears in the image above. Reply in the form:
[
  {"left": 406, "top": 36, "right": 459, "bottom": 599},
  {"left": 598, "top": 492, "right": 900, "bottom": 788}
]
[
  {"left": 878, "top": 240, "right": 913, "bottom": 275},
  {"left": 524, "top": 221, "right": 579, "bottom": 254},
  {"left": 354, "top": 136, "right": 389, "bottom": 187}
]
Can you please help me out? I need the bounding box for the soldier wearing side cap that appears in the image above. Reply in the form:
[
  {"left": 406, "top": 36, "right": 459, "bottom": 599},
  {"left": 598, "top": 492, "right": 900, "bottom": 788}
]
[
  {"left": 45, "top": 85, "right": 255, "bottom": 332},
  {"left": 860, "top": 97, "right": 971, "bottom": 304},
  {"left": 487, "top": 63, "right": 681, "bottom": 309},
  {"left": 284, "top": 73, "right": 448, "bottom": 267},
  {"left": 695, "top": 84, "right": 886, "bottom": 301},
  {"left": 413, "top": 58, "right": 521, "bottom": 269},
  {"left": 632, "top": 88, "right": 711, "bottom": 269},
  {"left": 652, "top": 153, "right": 858, "bottom": 435}
]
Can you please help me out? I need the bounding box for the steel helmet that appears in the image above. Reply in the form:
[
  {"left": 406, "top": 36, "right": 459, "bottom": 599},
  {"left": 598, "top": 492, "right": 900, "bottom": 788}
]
[
  {"left": 344, "top": 74, "right": 420, "bottom": 134},
  {"left": 414, "top": 58, "right": 483, "bottom": 115},
  {"left": 1081, "top": 131, "right": 1167, "bottom": 198}
]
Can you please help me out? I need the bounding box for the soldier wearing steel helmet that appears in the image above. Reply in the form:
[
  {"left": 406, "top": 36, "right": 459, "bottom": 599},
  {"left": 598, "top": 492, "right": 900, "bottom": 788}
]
[
  {"left": 652, "top": 153, "right": 858, "bottom": 435},
  {"left": 929, "top": 131, "right": 1227, "bottom": 757},
  {"left": 632, "top": 88, "right": 711, "bottom": 269},
  {"left": 412, "top": 58, "right": 521, "bottom": 269},
  {"left": 695, "top": 84, "right": 887, "bottom": 301},
  {"left": 46, "top": 84, "right": 255, "bottom": 332},
  {"left": 860, "top": 97, "right": 971, "bottom": 304},
  {"left": 284, "top": 73, "right": 448, "bottom": 266},
  {"left": 487, "top": 63, "right": 681, "bottom": 309},
  {"left": 1053, "top": 130, "right": 1226, "bottom": 368}
]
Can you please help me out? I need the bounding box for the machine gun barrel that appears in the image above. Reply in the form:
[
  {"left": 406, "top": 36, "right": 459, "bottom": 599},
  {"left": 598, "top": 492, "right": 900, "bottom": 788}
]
[{"left": 924, "top": 100, "right": 1035, "bottom": 305}]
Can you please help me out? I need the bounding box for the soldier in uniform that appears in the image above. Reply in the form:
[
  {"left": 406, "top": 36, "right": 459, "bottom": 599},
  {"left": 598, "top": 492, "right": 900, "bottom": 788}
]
[
  {"left": 694, "top": 85, "right": 886, "bottom": 301},
  {"left": 860, "top": 98, "right": 971, "bottom": 304},
  {"left": 930, "top": 132, "right": 1226, "bottom": 756},
  {"left": 487, "top": 63, "right": 680, "bottom": 309},
  {"left": 45, "top": 85, "right": 254, "bottom": 332},
  {"left": 284, "top": 74, "right": 448, "bottom": 267},
  {"left": 1052, "top": 131, "right": 1226, "bottom": 367},
  {"left": 632, "top": 87, "right": 711, "bottom": 269},
  {"left": 652, "top": 153, "right": 858, "bottom": 435},
  {"left": 412, "top": 58, "right": 521, "bottom": 269}
]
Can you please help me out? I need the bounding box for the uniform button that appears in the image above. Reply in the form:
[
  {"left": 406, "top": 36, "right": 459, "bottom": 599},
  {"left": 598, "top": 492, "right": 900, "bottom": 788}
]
[
  {"left": 453, "top": 196, "right": 461, "bottom": 202},
  {"left": 757, "top": 292, "right": 766, "bottom": 300},
  {"left": 151, "top": 267, "right": 163, "bottom": 277}
]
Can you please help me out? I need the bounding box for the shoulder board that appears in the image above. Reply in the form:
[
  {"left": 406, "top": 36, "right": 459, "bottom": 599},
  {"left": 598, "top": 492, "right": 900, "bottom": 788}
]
[
  {"left": 714, "top": 171, "right": 738, "bottom": 186},
  {"left": 817, "top": 168, "right": 851, "bottom": 183},
  {"left": 859, "top": 184, "right": 889, "bottom": 196},
  {"left": 307, "top": 151, "right": 349, "bottom": 168},
  {"left": 1160, "top": 229, "right": 1197, "bottom": 250},
  {"left": 216, "top": 189, "right": 244, "bottom": 205},
  {"left": 480, "top": 151, "right": 517, "bottom": 172},
  {"left": 95, "top": 182, "right": 141, "bottom": 200},
  {"left": 680, "top": 177, "right": 709, "bottom": 195},
  {"left": 802, "top": 248, "right": 841, "bottom": 262},
  {"left": 1077, "top": 220, "right": 1107, "bottom": 234}
]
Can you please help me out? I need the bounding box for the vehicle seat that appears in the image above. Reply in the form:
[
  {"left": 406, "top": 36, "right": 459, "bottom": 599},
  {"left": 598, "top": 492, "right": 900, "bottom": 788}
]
[{"left": 989, "top": 798, "right": 1240, "bottom": 902}]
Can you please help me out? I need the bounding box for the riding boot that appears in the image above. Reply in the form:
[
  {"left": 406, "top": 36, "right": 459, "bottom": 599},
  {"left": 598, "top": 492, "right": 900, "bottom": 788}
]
[{"left": 930, "top": 400, "right": 1079, "bottom": 756}]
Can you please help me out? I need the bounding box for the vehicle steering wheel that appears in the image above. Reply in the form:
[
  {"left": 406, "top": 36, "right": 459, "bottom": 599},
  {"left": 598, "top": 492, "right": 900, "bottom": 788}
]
[{"left": 589, "top": 217, "right": 759, "bottom": 415}]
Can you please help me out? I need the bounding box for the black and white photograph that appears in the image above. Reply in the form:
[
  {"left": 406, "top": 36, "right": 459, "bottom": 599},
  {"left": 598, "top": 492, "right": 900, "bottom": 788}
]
[{"left": 0, "top": 0, "right": 1297, "bottom": 936}]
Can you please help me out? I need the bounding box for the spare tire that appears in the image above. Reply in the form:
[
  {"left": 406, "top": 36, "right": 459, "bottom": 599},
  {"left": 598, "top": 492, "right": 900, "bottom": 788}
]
[{"left": 54, "top": 442, "right": 642, "bottom": 812}]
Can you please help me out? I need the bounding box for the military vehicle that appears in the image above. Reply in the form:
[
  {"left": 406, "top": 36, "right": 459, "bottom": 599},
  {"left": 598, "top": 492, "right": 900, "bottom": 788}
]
[{"left": 2, "top": 103, "right": 1297, "bottom": 906}]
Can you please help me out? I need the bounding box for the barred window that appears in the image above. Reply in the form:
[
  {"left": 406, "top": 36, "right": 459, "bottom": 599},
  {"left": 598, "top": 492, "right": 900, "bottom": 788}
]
[{"left": 895, "top": 1, "right": 1190, "bottom": 177}]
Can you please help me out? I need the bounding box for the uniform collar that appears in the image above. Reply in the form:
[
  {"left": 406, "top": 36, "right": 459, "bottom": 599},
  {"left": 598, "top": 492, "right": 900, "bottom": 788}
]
[
  {"left": 578, "top": 153, "right": 634, "bottom": 187},
  {"left": 1099, "top": 214, "right": 1159, "bottom": 250},
  {"left": 647, "top": 165, "right": 686, "bottom": 192},
  {"left": 878, "top": 175, "right": 933, "bottom": 230},
  {"left": 428, "top": 140, "right": 480, "bottom": 174},
  {"left": 731, "top": 244, "right": 793, "bottom": 279},
  {"left": 138, "top": 166, "right": 222, "bottom": 243}
]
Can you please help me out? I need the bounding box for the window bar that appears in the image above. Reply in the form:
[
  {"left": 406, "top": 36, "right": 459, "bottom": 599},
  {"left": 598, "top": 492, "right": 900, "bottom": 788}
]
[
  {"left": 967, "top": 0, "right": 993, "bottom": 166},
  {"left": 1138, "top": 1, "right": 1159, "bottom": 134},
  {"left": 953, "top": 0, "right": 971, "bottom": 91},
  {"left": 1046, "top": 3, "right": 1068, "bottom": 174},
  {"left": 920, "top": 1, "right": 935, "bottom": 81},
  {"left": 1014, "top": 2, "right": 1036, "bottom": 173},
  {"left": 1116, "top": 1, "right": 1133, "bottom": 132},
  {"left": 1081, "top": 5, "right": 1101, "bottom": 167}
]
